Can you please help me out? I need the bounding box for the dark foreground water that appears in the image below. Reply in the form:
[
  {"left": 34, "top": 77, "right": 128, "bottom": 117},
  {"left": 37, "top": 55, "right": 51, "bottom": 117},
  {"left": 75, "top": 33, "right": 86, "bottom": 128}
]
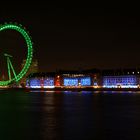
[{"left": 1, "top": 90, "right": 140, "bottom": 140}]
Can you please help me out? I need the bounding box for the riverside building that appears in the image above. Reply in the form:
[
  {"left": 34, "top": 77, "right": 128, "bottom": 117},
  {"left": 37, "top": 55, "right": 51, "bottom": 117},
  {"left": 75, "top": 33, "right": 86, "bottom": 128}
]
[{"left": 26, "top": 69, "right": 140, "bottom": 89}]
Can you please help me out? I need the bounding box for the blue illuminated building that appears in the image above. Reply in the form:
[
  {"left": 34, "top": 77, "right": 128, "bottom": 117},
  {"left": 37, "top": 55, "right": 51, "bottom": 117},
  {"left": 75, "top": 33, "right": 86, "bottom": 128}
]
[
  {"left": 64, "top": 78, "right": 78, "bottom": 86},
  {"left": 26, "top": 78, "right": 55, "bottom": 88},
  {"left": 80, "top": 77, "right": 91, "bottom": 86},
  {"left": 63, "top": 77, "right": 91, "bottom": 86},
  {"left": 63, "top": 73, "right": 91, "bottom": 87},
  {"left": 103, "top": 75, "right": 139, "bottom": 88},
  {"left": 26, "top": 73, "right": 55, "bottom": 88},
  {"left": 25, "top": 69, "right": 140, "bottom": 89},
  {"left": 28, "top": 78, "right": 41, "bottom": 88},
  {"left": 43, "top": 78, "right": 54, "bottom": 87}
]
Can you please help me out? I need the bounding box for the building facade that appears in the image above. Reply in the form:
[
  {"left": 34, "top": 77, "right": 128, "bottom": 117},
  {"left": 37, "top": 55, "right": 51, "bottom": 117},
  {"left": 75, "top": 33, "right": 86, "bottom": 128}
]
[
  {"left": 103, "top": 75, "right": 139, "bottom": 88},
  {"left": 62, "top": 74, "right": 91, "bottom": 87},
  {"left": 25, "top": 69, "right": 140, "bottom": 89},
  {"left": 26, "top": 73, "right": 55, "bottom": 88}
]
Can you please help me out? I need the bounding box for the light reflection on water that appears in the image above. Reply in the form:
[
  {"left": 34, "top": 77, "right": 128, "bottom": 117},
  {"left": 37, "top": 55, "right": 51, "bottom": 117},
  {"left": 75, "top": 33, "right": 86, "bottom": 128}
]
[
  {"left": 1, "top": 89, "right": 140, "bottom": 140},
  {"left": 29, "top": 90, "right": 140, "bottom": 94}
]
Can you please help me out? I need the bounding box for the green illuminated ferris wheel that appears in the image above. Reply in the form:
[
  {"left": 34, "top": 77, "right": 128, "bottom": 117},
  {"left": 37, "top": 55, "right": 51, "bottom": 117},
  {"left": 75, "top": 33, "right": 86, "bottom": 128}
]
[{"left": 0, "top": 23, "right": 33, "bottom": 86}]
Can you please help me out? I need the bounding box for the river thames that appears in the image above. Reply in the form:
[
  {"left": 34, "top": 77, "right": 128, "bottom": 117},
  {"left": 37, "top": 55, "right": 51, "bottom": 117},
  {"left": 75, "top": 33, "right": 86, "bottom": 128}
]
[{"left": 0, "top": 89, "right": 140, "bottom": 140}]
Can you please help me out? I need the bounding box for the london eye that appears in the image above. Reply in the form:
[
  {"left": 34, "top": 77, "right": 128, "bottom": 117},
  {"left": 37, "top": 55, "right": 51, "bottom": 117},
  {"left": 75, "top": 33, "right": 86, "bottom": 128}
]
[{"left": 0, "top": 23, "right": 33, "bottom": 86}]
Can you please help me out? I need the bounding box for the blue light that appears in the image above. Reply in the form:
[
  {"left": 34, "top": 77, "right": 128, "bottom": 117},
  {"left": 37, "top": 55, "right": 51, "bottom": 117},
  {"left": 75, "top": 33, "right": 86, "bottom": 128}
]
[
  {"left": 103, "top": 75, "right": 138, "bottom": 88},
  {"left": 64, "top": 78, "right": 78, "bottom": 86},
  {"left": 93, "top": 82, "right": 98, "bottom": 86},
  {"left": 29, "top": 78, "right": 41, "bottom": 88},
  {"left": 30, "top": 79, "right": 41, "bottom": 86},
  {"left": 80, "top": 77, "right": 91, "bottom": 86},
  {"left": 44, "top": 78, "right": 54, "bottom": 86},
  {"left": 27, "top": 77, "right": 55, "bottom": 88}
]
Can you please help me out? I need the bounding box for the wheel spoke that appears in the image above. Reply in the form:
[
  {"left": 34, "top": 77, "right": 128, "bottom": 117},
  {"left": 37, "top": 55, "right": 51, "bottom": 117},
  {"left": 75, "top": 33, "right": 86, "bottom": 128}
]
[{"left": 0, "top": 23, "right": 33, "bottom": 86}]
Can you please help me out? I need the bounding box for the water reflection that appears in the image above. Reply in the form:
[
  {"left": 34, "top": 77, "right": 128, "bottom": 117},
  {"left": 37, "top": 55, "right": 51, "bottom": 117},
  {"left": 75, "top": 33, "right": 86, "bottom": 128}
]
[
  {"left": 0, "top": 90, "right": 31, "bottom": 140},
  {"left": 1, "top": 90, "right": 140, "bottom": 140},
  {"left": 39, "top": 92, "right": 63, "bottom": 140}
]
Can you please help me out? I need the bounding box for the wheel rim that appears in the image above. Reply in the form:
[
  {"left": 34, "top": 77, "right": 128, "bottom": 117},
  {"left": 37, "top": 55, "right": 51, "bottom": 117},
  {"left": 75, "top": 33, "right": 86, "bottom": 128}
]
[{"left": 0, "top": 23, "right": 33, "bottom": 86}]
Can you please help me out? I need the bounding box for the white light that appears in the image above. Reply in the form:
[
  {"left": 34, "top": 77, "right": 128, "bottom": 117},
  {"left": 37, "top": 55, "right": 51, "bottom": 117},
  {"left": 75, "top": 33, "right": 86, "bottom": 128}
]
[
  {"left": 29, "top": 86, "right": 55, "bottom": 89},
  {"left": 30, "top": 86, "right": 41, "bottom": 88},
  {"left": 103, "top": 85, "right": 138, "bottom": 88},
  {"left": 44, "top": 86, "right": 55, "bottom": 88}
]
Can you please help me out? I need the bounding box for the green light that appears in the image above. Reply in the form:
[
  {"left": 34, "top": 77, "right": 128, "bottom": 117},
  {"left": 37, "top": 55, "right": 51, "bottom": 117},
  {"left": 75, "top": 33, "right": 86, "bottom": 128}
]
[{"left": 0, "top": 23, "right": 33, "bottom": 86}]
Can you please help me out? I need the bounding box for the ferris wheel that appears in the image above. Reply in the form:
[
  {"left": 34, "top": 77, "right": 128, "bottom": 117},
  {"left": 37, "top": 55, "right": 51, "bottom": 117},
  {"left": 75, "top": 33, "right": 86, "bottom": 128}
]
[{"left": 0, "top": 23, "right": 33, "bottom": 86}]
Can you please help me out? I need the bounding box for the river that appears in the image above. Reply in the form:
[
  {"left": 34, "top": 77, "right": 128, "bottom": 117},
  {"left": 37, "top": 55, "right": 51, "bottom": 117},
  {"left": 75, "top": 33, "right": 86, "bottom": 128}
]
[{"left": 0, "top": 89, "right": 140, "bottom": 140}]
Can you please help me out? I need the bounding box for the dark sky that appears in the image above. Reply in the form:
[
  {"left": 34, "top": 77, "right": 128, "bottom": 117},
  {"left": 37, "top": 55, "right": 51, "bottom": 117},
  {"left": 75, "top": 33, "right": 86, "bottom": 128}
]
[{"left": 0, "top": 3, "right": 140, "bottom": 73}]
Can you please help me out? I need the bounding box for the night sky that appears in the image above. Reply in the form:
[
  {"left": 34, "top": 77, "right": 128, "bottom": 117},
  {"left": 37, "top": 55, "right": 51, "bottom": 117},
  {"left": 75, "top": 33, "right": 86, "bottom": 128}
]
[{"left": 1, "top": 3, "right": 140, "bottom": 74}]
